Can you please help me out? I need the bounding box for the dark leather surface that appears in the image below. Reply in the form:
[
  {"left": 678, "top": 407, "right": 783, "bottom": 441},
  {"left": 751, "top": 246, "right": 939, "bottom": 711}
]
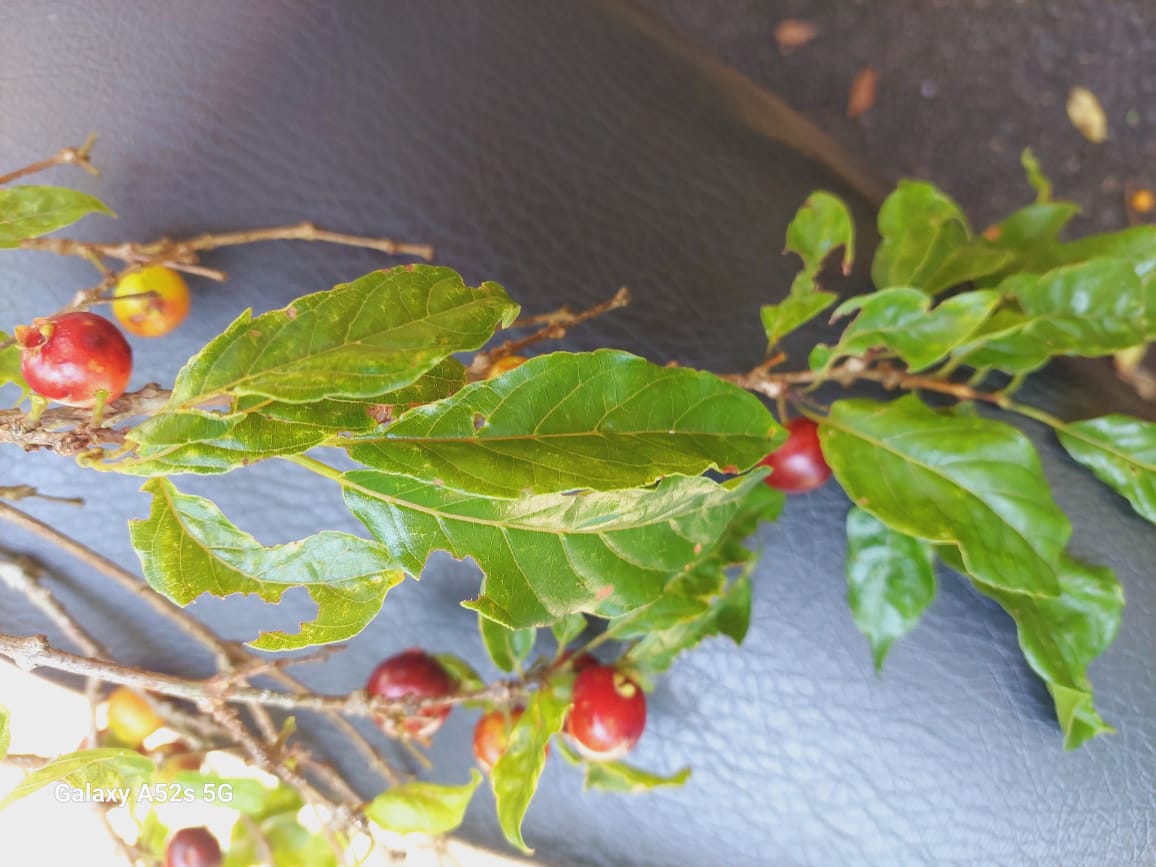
[{"left": 1, "top": 3, "right": 1153, "bottom": 865}]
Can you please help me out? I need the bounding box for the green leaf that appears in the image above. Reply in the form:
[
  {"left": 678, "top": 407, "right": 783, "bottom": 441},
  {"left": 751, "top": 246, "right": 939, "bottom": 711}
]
[
  {"left": 129, "top": 478, "right": 403, "bottom": 650},
  {"left": 342, "top": 468, "right": 770, "bottom": 629},
  {"left": 583, "top": 761, "right": 691, "bottom": 794},
  {"left": 107, "top": 360, "right": 465, "bottom": 477},
  {"left": 170, "top": 772, "right": 303, "bottom": 818},
  {"left": 479, "top": 616, "right": 535, "bottom": 673},
  {"left": 226, "top": 813, "right": 337, "bottom": 867},
  {"left": 871, "top": 181, "right": 1015, "bottom": 295},
  {"left": 550, "top": 613, "right": 587, "bottom": 649},
  {"left": 831, "top": 287, "right": 1000, "bottom": 371},
  {"left": 624, "top": 482, "right": 779, "bottom": 674},
  {"left": 818, "top": 396, "right": 1068, "bottom": 597},
  {"left": 1020, "top": 148, "right": 1052, "bottom": 203},
  {"left": 0, "top": 185, "right": 114, "bottom": 246},
  {"left": 956, "top": 259, "right": 1149, "bottom": 373},
  {"left": 347, "top": 350, "right": 781, "bottom": 498},
  {"left": 164, "top": 266, "right": 516, "bottom": 408},
  {"left": 365, "top": 770, "right": 482, "bottom": 835},
  {"left": 0, "top": 335, "right": 28, "bottom": 406},
  {"left": 871, "top": 181, "right": 968, "bottom": 291},
  {"left": 941, "top": 547, "right": 1123, "bottom": 749},
  {"left": 0, "top": 705, "right": 9, "bottom": 761},
  {"left": 844, "top": 507, "right": 936, "bottom": 671},
  {"left": 989, "top": 202, "right": 1081, "bottom": 252},
  {"left": 761, "top": 292, "right": 837, "bottom": 347},
  {"left": 808, "top": 343, "right": 834, "bottom": 371},
  {"left": 0, "top": 748, "right": 153, "bottom": 808},
  {"left": 1057, "top": 415, "right": 1156, "bottom": 524},
  {"left": 784, "top": 191, "right": 855, "bottom": 295},
  {"left": 432, "top": 653, "right": 486, "bottom": 693},
  {"left": 491, "top": 685, "right": 569, "bottom": 853}
]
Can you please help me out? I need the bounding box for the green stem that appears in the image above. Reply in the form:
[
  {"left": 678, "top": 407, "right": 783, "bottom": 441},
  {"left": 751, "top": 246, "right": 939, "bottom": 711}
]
[
  {"left": 283, "top": 452, "right": 344, "bottom": 482},
  {"left": 1003, "top": 400, "right": 1066, "bottom": 430}
]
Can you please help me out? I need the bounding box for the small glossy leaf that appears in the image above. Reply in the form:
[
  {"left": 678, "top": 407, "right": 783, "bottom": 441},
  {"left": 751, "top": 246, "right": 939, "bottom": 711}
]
[
  {"left": 784, "top": 191, "right": 855, "bottom": 294},
  {"left": 0, "top": 705, "right": 8, "bottom": 761},
  {"left": 808, "top": 343, "right": 834, "bottom": 371},
  {"left": 819, "top": 396, "right": 1068, "bottom": 597},
  {"left": 165, "top": 266, "right": 516, "bottom": 408},
  {"left": 0, "top": 185, "right": 114, "bottom": 246},
  {"left": 845, "top": 507, "right": 936, "bottom": 671},
  {"left": 1067, "top": 86, "right": 1108, "bottom": 143},
  {"left": 0, "top": 335, "right": 28, "bottom": 405},
  {"left": 550, "top": 613, "right": 587, "bottom": 648},
  {"left": 831, "top": 287, "right": 1000, "bottom": 371},
  {"left": 491, "top": 685, "right": 569, "bottom": 853},
  {"left": 583, "top": 761, "right": 691, "bottom": 793},
  {"left": 479, "top": 616, "right": 535, "bottom": 673},
  {"left": 957, "top": 259, "right": 1149, "bottom": 373},
  {"left": 130, "top": 478, "right": 403, "bottom": 650},
  {"left": 347, "top": 350, "right": 781, "bottom": 497},
  {"left": 761, "top": 292, "right": 837, "bottom": 347},
  {"left": 0, "top": 748, "right": 153, "bottom": 808},
  {"left": 1020, "top": 148, "right": 1052, "bottom": 203},
  {"left": 343, "top": 469, "right": 769, "bottom": 629},
  {"left": 1057, "top": 415, "right": 1156, "bottom": 524},
  {"left": 432, "top": 654, "right": 486, "bottom": 693},
  {"left": 942, "top": 547, "right": 1123, "bottom": 750},
  {"left": 989, "top": 202, "right": 1080, "bottom": 251},
  {"left": 365, "top": 771, "right": 482, "bottom": 835}
]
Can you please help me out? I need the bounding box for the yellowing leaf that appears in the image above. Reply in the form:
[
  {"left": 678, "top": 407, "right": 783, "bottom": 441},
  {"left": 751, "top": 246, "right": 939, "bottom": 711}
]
[{"left": 1066, "top": 86, "right": 1108, "bottom": 143}]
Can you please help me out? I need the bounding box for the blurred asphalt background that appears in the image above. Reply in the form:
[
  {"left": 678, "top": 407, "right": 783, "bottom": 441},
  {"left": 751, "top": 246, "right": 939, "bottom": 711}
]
[{"left": 643, "top": 0, "right": 1154, "bottom": 233}]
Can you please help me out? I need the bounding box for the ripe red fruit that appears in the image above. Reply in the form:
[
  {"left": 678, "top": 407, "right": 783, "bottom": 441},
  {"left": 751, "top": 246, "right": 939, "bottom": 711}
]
[
  {"left": 566, "top": 665, "right": 647, "bottom": 762},
  {"left": 16, "top": 312, "right": 132, "bottom": 407},
  {"left": 473, "top": 707, "right": 523, "bottom": 772},
  {"left": 366, "top": 648, "right": 455, "bottom": 738},
  {"left": 758, "top": 417, "right": 831, "bottom": 493},
  {"left": 553, "top": 649, "right": 598, "bottom": 673},
  {"left": 165, "top": 827, "right": 221, "bottom": 867}
]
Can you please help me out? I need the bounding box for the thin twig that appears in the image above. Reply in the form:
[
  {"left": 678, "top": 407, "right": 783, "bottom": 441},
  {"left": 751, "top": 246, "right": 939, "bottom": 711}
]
[
  {"left": 0, "top": 384, "right": 172, "bottom": 455},
  {"left": 0, "top": 633, "right": 529, "bottom": 717},
  {"left": 0, "top": 135, "right": 98, "bottom": 186},
  {"left": 466, "top": 286, "right": 631, "bottom": 380}
]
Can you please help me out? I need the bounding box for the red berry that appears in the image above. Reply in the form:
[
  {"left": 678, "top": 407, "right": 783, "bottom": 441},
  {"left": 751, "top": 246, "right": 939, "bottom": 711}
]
[
  {"left": 16, "top": 312, "right": 132, "bottom": 407},
  {"left": 759, "top": 417, "right": 831, "bottom": 493},
  {"left": 473, "top": 707, "right": 523, "bottom": 772},
  {"left": 366, "top": 649, "right": 455, "bottom": 738},
  {"left": 165, "top": 827, "right": 221, "bottom": 867},
  {"left": 566, "top": 665, "right": 647, "bottom": 762}
]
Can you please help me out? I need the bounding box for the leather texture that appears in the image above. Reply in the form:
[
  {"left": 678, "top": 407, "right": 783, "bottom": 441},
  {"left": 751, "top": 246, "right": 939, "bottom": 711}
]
[{"left": 1, "top": 3, "right": 1153, "bottom": 865}]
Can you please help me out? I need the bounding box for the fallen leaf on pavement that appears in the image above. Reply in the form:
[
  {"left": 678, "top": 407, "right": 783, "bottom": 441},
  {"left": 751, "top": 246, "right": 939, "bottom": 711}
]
[
  {"left": 774, "top": 19, "right": 818, "bottom": 52},
  {"left": 847, "top": 67, "right": 880, "bottom": 119},
  {"left": 1066, "top": 86, "right": 1109, "bottom": 143}
]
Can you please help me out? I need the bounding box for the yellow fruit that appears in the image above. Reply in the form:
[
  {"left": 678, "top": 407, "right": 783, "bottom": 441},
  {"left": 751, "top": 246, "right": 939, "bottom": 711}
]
[
  {"left": 111, "top": 266, "right": 191, "bottom": 337},
  {"left": 107, "top": 687, "right": 163, "bottom": 747},
  {"left": 486, "top": 355, "right": 528, "bottom": 379}
]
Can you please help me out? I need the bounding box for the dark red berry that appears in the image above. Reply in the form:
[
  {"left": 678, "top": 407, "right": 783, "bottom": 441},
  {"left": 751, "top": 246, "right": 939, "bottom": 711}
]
[
  {"left": 16, "top": 312, "right": 132, "bottom": 407},
  {"left": 758, "top": 417, "right": 831, "bottom": 493},
  {"left": 366, "top": 648, "right": 455, "bottom": 738},
  {"left": 566, "top": 665, "right": 647, "bottom": 761},
  {"left": 165, "top": 827, "right": 221, "bottom": 867}
]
